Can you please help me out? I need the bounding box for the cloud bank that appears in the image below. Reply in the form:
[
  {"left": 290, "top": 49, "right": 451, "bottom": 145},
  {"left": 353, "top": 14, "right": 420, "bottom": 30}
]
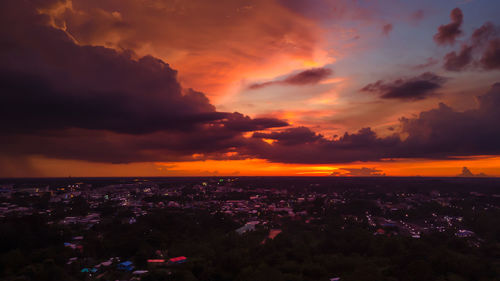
[
  {"left": 361, "top": 73, "right": 447, "bottom": 100},
  {"left": 248, "top": 83, "right": 500, "bottom": 163},
  {"left": 443, "top": 22, "right": 500, "bottom": 71},
  {"left": 1, "top": 0, "right": 500, "bottom": 167}
]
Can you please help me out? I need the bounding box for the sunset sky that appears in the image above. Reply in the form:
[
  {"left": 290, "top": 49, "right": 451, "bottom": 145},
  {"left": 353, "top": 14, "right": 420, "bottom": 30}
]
[{"left": 1, "top": 0, "right": 500, "bottom": 177}]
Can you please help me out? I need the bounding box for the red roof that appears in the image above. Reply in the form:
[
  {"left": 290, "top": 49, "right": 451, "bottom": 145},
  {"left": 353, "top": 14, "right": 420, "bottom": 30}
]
[
  {"left": 147, "top": 259, "right": 165, "bottom": 263},
  {"left": 169, "top": 256, "right": 187, "bottom": 262}
]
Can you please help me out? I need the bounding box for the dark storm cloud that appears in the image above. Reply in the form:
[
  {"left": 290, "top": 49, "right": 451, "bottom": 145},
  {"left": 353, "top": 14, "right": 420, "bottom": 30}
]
[
  {"left": 0, "top": 0, "right": 287, "bottom": 163},
  {"left": 361, "top": 73, "right": 447, "bottom": 100},
  {"left": 246, "top": 127, "right": 401, "bottom": 164},
  {"left": 443, "top": 22, "right": 500, "bottom": 71},
  {"left": 248, "top": 68, "right": 333, "bottom": 90},
  {"left": 0, "top": 128, "right": 252, "bottom": 163},
  {"left": 247, "top": 83, "right": 500, "bottom": 164},
  {"left": 0, "top": 1, "right": 219, "bottom": 134},
  {"left": 0, "top": 0, "right": 287, "bottom": 135},
  {"left": 0, "top": 62, "right": 226, "bottom": 134},
  {"left": 252, "top": 127, "right": 322, "bottom": 146},
  {"left": 434, "top": 8, "right": 464, "bottom": 45},
  {"left": 222, "top": 113, "right": 289, "bottom": 132},
  {"left": 398, "top": 83, "right": 500, "bottom": 158}
]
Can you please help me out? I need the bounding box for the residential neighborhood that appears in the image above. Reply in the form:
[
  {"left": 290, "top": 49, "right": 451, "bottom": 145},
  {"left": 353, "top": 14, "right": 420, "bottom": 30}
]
[{"left": 1, "top": 177, "right": 499, "bottom": 280}]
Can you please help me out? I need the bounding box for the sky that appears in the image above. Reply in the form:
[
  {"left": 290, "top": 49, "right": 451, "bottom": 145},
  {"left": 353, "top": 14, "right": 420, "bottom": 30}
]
[{"left": 1, "top": 0, "right": 500, "bottom": 177}]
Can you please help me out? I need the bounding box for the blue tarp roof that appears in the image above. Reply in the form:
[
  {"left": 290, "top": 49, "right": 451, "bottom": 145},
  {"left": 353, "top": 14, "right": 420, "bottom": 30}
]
[{"left": 118, "top": 261, "right": 134, "bottom": 271}]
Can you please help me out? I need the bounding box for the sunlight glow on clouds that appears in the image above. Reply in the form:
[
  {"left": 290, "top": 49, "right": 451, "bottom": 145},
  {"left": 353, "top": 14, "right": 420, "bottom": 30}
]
[{"left": 1, "top": 0, "right": 500, "bottom": 177}]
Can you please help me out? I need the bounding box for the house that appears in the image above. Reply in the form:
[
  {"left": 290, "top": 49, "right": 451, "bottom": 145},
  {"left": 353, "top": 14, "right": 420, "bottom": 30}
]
[
  {"left": 81, "top": 268, "right": 98, "bottom": 273},
  {"left": 64, "top": 242, "right": 77, "bottom": 249},
  {"left": 147, "top": 259, "right": 165, "bottom": 267},
  {"left": 236, "top": 221, "right": 260, "bottom": 234},
  {"left": 268, "top": 229, "right": 282, "bottom": 239},
  {"left": 100, "top": 260, "right": 113, "bottom": 267},
  {"left": 118, "top": 261, "right": 135, "bottom": 271},
  {"left": 147, "top": 259, "right": 165, "bottom": 263},
  {"left": 236, "top": 224, "right": 255, "bottom": 234},
  {"left": 168, "top": 256, "right": 187, "bottom": 264},
  {"left": 456, "top": 229, "right": 474, "bottom": 238},
  {"left": 261, "top": 229, "right": 282, "bottom": 244}
]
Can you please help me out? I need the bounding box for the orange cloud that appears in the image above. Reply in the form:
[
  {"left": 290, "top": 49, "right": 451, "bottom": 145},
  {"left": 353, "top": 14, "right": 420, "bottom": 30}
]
[{"left": 41, "top": 0, "right": 328, "bottom": 98}]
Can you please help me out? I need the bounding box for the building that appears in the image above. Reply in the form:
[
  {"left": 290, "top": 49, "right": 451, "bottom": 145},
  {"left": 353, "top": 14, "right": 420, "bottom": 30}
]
[
  {"left": 168, "top": 256, "right": 187, "bottom": 264},
  {"left": 117, "top": 261, "right": 134, "bottom": 271}
]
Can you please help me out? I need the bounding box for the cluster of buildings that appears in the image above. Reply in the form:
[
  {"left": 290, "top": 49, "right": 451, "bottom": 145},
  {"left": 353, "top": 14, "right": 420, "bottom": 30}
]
[
  {"left": 1, "top": 178, "right": 498, "bottom": 280},
  {"left": 1, "top": 180, "right": 492, "bottom": 241}
]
